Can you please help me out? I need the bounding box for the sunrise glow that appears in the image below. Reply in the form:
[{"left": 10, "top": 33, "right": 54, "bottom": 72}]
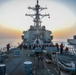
[{"left": 0, "top": 0, "right": 76, "bottom": 40}]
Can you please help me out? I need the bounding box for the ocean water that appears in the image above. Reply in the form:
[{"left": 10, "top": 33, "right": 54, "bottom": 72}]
[{"left": 0, "top": 39, "right": 22, "bottom": 49}]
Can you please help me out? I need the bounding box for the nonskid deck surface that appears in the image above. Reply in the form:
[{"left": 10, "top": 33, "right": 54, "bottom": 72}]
[
  {"left": 2, "top": 48, "right": 70, "bottom": 75},
  {"left": 4, "top": 48, "right": 32, "bottom": 75}
]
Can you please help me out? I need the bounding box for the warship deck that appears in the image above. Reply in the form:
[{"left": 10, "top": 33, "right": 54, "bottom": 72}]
[{"left": 1, "top": 48, "right": 71, "bottom": 75}]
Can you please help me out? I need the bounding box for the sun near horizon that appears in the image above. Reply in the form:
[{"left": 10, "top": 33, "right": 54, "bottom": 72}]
[{"left": 0, "top": 0, "right": 76, "bottom": 41}]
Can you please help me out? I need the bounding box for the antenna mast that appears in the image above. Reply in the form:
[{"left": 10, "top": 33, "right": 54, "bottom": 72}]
[{"left": 26, "top": 0, "right": 50, "bottom": 29}]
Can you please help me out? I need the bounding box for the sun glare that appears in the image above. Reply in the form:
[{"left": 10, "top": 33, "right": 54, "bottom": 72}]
[{"left": 0, "top": 0, "right": 75, "bottom": 31}]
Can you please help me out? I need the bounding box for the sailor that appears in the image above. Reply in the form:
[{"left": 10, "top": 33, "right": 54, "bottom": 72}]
[
  {"left": 6, "top": 43, "right": 10, "bottom": 51},
  {"left": 60, "top": 43, "right": 64, "bottom": 54},
  {"left": 19, "top": 44, "right": 22, "bottom": 50},
  {"left": 55, "top": 43, "right": 59, "bottom": 51},
  {"left": 65, "top": 47, "right": 69, "bottom": 53},
  {"left": 29, "top": 45, "right": 31, "bottom": 50}
]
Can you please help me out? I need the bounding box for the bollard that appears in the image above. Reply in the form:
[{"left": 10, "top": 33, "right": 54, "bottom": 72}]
[
  {"left": 24, "top": 61, "right": 32, "bottom": 75},
  {"left": 0, "top": 64, "right": 6, "bottom": 75}
]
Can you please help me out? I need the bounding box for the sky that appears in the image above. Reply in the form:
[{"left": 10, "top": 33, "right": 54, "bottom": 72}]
[{"left": 0, "top": 0, "right": 76, "bottom": 41}]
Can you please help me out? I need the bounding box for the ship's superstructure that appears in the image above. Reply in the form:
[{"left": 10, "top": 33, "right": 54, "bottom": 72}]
[
  {"left": 22, "top": 0, "right": 53, "bottom": 45},
  {"left": 67, "top": 35, "right": 76, "bottom": 45}
]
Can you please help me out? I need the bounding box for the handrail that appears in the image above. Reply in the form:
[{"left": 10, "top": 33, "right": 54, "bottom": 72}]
[
  {"left": 0, "top": 46, "right": 17, "bottom": 53},
  {"left": 69, "top": 47, "right": 76, "bottom": 55}
]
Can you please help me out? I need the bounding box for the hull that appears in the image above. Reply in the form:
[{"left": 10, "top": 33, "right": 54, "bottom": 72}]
[
  {"left": 67, "top": 39, "right": 76, "bottom": 45},
  {"left": 51, "top": 52, "right": 75, "bottom": 72},
  {"left": 58, "top": 61, "right": 75, "bottom": 71}
]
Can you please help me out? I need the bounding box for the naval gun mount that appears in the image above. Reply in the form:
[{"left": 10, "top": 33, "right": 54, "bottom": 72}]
[{"left": 22, "top": 0, "right": 53, "bottom": 45}]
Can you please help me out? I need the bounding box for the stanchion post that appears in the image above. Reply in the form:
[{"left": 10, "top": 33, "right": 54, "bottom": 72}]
[{"left": 56, "top": 52, "right": 61, "bottom": 75}]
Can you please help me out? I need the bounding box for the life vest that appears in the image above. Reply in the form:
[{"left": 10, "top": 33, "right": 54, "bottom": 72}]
[
  {"left": 60, "top": 44, "right": 63, "bottom": 48},
  {"left": 65, "top": 47, "right": 69, "bottom": 51},
  {"left": 7, "top": 44, "right": 10, "bottom": 48},
  {"left": 56, "top": 43, "right": 59, "bottom": 47}
]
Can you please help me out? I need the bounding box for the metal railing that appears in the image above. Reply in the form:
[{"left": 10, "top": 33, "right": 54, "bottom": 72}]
[{"left": 0, "top": 46, "right": 17, "bottom": 53}]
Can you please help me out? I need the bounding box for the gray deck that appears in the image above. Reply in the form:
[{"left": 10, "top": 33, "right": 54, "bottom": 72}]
[{"left": 1, "top": 48, "right": 71, "bottom": 75}]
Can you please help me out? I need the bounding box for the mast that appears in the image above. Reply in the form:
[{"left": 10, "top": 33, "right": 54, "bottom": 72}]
[{"left": 26, "top": 0, "right": 50, "bottom": 29}]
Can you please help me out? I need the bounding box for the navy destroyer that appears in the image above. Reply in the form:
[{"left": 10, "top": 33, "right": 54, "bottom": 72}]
[
  {"left": 0, "top": 0, "right": 76, "bottom": 75},
  {"left": 22, "top": 0, "right": 53, "bottom": 46},
  {"left": 67, "top": 35, "right": 76, "bottom": 45}
]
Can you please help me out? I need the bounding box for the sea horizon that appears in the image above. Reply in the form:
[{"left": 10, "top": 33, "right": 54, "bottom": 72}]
[
  {"left": 0, "top": 38, "right": 22, "bottom": 49},
  {"left": 0, "top": 38, "right": 76, "bottom": 55},
  {"left": 0, "top": 38, "right": 68, "bottom": 49}
]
